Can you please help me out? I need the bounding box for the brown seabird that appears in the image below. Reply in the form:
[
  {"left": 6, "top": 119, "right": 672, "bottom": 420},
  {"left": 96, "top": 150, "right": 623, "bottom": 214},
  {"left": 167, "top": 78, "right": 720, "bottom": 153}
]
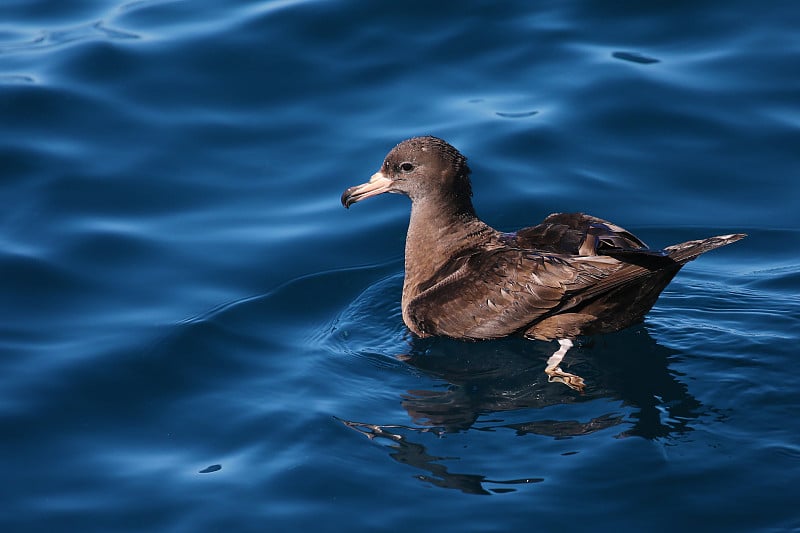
[{"left": 341, "top": 136, "right": 745, "bottom": 391}]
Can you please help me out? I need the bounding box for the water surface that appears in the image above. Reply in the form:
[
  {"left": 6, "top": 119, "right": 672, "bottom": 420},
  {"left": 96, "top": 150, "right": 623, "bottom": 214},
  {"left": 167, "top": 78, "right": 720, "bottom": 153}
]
[{"left": 1, "top": 0, "right": 799, "bottom": 531}]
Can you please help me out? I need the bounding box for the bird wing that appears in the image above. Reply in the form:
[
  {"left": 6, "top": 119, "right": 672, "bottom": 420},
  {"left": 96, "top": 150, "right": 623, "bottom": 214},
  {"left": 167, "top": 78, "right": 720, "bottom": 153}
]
[
  {"left": 513, "top": 212, "right": 649, "bottom": 254},
  {"left": 404, "top": 247, "right": 629, "bottom": 340}
]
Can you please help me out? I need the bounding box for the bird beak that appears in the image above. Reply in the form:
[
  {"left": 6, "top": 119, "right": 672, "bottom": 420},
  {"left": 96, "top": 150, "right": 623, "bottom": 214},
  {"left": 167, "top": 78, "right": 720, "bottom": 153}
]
[{"left": 341, "top": 171, "right": 393, "bottom": 208}]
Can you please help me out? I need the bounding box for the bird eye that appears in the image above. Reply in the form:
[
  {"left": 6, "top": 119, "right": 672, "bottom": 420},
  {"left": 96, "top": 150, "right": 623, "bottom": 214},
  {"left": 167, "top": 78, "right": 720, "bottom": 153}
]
[{"left": 400, "top": 162, "right": 414, "bottom": 172}]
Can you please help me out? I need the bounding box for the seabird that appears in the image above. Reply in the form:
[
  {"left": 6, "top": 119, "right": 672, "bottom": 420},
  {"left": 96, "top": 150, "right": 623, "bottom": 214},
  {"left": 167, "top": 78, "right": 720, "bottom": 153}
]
[{"left": 341, "top": 136, "right": 745, "bottom": 391}]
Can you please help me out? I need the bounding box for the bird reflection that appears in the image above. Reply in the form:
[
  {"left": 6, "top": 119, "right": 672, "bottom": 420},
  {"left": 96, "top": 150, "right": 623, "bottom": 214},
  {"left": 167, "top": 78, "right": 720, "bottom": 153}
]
[
  {"left": 396, "top": 325, "right": 701, "bottom": 438},
  {"left": 337, "top": 418, "right": 543, "bottom": 495},
  {"left": 338, "top": 326, "right": 704, "bottom": 494}
]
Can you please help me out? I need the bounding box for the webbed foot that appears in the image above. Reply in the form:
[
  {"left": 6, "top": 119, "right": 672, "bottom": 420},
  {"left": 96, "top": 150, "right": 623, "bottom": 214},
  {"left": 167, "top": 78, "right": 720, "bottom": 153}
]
[{"left": 544, "top": 339, "right": 585, "bottom": 392}]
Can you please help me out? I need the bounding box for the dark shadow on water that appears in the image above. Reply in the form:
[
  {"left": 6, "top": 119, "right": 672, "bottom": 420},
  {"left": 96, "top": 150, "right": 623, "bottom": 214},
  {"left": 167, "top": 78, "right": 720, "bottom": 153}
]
[
  {"left": 338, "top": 326, "right": 704, "bottom": 494},
  {"left": 399, "top": 328, "right": 701, "bottom": 438}
]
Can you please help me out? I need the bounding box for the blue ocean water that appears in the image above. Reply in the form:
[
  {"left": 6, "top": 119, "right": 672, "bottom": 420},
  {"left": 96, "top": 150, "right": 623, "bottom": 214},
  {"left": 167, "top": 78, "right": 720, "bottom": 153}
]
[{"left": 1, "top": 0, "right": 799, "bottom": 531}]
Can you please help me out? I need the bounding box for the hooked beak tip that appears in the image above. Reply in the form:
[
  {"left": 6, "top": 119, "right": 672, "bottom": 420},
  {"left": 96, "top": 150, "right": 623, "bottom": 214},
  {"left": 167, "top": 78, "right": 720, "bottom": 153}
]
[
  {"left": 340, "top": 172, "right": 391, "bottom": 210},
  {"left": 341, "top": 187, "right": 356, "bottom": 208}
]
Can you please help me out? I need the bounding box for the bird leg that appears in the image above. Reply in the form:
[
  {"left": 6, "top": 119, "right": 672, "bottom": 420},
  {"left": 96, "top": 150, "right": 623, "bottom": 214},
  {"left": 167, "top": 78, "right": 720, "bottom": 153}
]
[{"left": 545, "top": 339, "right": 585, "bottom": 392}]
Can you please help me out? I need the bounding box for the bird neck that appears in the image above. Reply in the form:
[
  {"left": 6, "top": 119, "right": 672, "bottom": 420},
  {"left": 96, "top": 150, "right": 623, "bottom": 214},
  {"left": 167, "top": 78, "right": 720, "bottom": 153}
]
[{"left": 401, "top": 198, "right": 495, "bottom": 308}]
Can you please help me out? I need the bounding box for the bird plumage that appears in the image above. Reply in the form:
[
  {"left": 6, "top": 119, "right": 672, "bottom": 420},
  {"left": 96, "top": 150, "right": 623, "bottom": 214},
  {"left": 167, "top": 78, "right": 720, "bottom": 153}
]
[{"left": 341, "top": 136, "right": 745, "bottom": 390}]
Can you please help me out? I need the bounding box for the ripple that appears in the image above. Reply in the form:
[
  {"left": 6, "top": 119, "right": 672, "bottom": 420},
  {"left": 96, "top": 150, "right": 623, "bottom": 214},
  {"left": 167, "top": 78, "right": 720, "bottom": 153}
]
[
  {"left": 495, "top": 110, "right": 539, "bottom": 118},
  {"left": 743, "top": 264, "right": 800, "bottom": 293},
  {"left": 0, "top": 74, "right": 36, "bottom": 84},
  {"left": 0, "top": 0, "right": 797, "bottom": 529},
  {"left": 612, "top": 51, "right": 661, "bottom": 64},
  {"left": 0, "top": 21, "right": 139, "bottom": 55}
]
